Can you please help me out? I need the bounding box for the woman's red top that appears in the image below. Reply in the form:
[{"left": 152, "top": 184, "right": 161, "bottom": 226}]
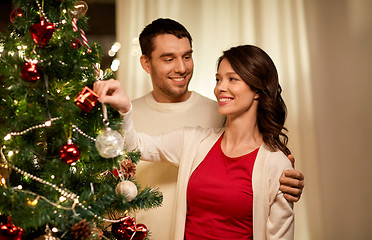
[{"left": 185, "top": 135, "right": 258, "bottom": 240}]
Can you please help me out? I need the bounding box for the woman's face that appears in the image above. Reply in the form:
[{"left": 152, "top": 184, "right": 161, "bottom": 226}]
[{"left": 214, "top": 58, "right": 258, "bottom": 118}]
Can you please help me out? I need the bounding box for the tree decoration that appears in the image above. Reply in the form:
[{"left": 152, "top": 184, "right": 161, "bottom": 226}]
[
  {"left": 95, "top": 82, "right": 125, "bottom": 159},
  {"left": 70, "top": 1, "right": 88, "bottom": 18},
  {"left": 95, "top": 127, "right": 124, "bottom": 158},
  {"left": 115, "top": 180, "right": 138, "bottom": 202},
  {"left": 113, "top": 158, "right": 136, "bottom": 179},
  {"left": 70, "top": 219, "right": 92, "bottom": 240},
  {"left": 90, "top": 227, "right": 103, "bottom": 240},
  {"left": 60, "top": 139, "right": 81, "bottom": 164},
  {"left": 74, "top": 86, "right": 100, "bottom": 113},
  {"left": 0, "top": 216, "right": 24, "bottom": 240},
  {"left": 10, "top": 8, "right": 23, "bottom": 23},
  {"left": 35, "top": 0, "right": 66, "bottom": 27},
  {"left": 72, "top": 17, "right": 91, "bottom": 53},
  {"left": 111, "top": 216, "right": 147, "bottom": 240},
  {"left": 0, "top": 164, "right": 11, "bottom": 186},
  {"left": 70, "top": 39, "right": 82, "bottom": 49},
  {"left": 29, "top": 18, "right": 55, "bottom": 48},
  {"left": 20, "top": 60, "right": 41, "bottom": 82},
  {"left": 33, "top": 225, "right": 60, "bottom": 240}
]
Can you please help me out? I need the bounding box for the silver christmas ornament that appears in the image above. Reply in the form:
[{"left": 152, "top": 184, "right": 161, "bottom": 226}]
[{"left": 95, "top": 127, "right": 124, "bottom": 158}]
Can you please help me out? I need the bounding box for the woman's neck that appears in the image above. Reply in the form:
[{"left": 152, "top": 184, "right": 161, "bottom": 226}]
[{"left": 222, "top": 112, "right": 263, "bottom": 158}]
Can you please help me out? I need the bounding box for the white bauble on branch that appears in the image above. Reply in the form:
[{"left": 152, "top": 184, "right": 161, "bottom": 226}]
[{"left": 115, "top": 180, "right": 138, "bottom": 202}]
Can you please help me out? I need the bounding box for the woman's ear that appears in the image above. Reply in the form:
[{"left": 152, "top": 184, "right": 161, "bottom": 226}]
[
  {"left": 140, "top": 55, "right": 151, "bottom": 74},
  {"left": 254, "top": 91, "right": 260, "bottom": 100}
]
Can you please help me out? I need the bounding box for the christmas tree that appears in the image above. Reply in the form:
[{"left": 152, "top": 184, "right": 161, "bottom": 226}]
[{"left": 0, "top": 0, "right": 162, "bottom": 239}]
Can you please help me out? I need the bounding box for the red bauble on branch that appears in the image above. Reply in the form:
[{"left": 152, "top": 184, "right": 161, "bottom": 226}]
[
  {"left": 60, "top": 139, "right": 81, "bottom": 165},
  {"left": 0, "top": 216, "right": 24, "bottom": 240},
  {"left": 74, "top": 86, "right": 100, "bottom": 112},
  {"left": 70, "top": 38, "right": 82, "bottom": 49},
  {"left": 10, "top": 8, "right": 23, "bottom": 23},
  {"left": 29, "top": 18, "right": 55, "bottom": 48},
  {"left": 111, "top": 216, "right": 147, "bottom": 240},
  {"left": 20, "top": 61, "right": 41, "bottom": 82}
]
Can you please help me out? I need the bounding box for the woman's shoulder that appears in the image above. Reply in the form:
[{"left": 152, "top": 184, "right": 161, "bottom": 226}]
[{"left": 260, "top": 144, "right": 293, "bottom": 170}]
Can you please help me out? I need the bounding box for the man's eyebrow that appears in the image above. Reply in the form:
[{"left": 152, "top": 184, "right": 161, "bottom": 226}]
[
  {"left": 160, "top": 53, "right": 175, "bottom": 58},
  {"left": 160, "top": 50, "right": 193, "bottom": 58}
]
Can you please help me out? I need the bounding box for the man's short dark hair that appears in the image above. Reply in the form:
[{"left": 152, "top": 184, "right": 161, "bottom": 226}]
[{"left": 139, "top": 18, "right": 193, "bottom": 58}]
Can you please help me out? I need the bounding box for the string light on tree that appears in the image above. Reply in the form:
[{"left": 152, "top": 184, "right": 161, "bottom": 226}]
[{"left": 0, "top": 164, "right": 11, "bottom": 186}]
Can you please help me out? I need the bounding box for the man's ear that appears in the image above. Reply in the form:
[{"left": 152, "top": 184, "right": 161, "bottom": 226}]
[{"left": 140, "top": 55, "right": 151, "bottom": 74}]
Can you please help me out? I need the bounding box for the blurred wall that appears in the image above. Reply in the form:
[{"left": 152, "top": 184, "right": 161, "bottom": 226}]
[{"left": 304, "top": 0, "right": 372, "bottom": 239}]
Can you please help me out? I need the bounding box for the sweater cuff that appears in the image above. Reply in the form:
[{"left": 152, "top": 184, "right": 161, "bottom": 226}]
[{"left": 118, "top": 103, "right": 133, "bottom": 117}]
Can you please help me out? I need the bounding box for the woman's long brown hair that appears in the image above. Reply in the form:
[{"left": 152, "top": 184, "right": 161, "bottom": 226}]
[{"left": 217, "top": 45, "right": 291, "bottom": 155}]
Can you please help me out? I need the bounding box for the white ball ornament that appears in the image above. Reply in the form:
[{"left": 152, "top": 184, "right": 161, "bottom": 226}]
[
  {"left": 95, "top": 127, "right": 124, "bottom": 158},
  {"left": 115, "top": 180, "right": 138, "bottom": 202}
]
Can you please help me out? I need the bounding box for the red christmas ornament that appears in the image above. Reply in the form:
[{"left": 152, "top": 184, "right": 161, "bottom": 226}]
[
  {"left": 70, "top": 38, "right": 82, "bottom": 49},
  {"left": 112, "top": 168, "right": 119, "bottom": 178},
  {"left": 29, "top": 18, "right": 55, "bottom": 48},
  {"left": 60, "top": 139, "right": 80, "bottom": 164},
  {"left": 10, "top": 8, "right": 23, "bottom": 23},
  {"left": 0, "top": 216, "right": 23, "bottom": 240},
  {"left": 111, "top": 217, "right": 147, "bottom": 240},
  {"left": 74, "top": 86, "right": 100, "bottom": 112},
  {"left": 20, "top": 61, "right": 41, "bottom": 82}
]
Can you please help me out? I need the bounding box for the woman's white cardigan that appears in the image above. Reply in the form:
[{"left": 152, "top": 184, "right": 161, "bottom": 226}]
[{"left": 121, "top": 109, "right": 294, "bottom": 240}]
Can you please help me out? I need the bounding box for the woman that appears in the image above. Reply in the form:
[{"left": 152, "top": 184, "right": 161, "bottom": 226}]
[{"left": 97, "top": 45, "right": 294, "bottom": 239}]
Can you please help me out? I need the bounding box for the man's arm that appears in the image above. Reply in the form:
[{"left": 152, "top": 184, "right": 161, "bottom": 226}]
[{"left": 279, "top": 155, "right": 305, "bottom": 202}]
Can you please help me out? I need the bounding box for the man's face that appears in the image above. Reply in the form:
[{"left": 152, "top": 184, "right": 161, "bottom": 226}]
[{"left": 142, "top": 34, "right": 194, "bottom": 103}]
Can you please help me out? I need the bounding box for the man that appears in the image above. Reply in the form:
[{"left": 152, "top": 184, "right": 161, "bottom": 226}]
[{"left": 95, "top": 18, "right": 304, "bottom": 240}]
